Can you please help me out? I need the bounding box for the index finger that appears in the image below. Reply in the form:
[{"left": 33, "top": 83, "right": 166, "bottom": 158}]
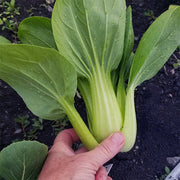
[
  {"left": 50, "top": 128, "right": 80, "bottom": 154},
  {"left": 54, "top": 128, "right": 79, "bottom": 146}
]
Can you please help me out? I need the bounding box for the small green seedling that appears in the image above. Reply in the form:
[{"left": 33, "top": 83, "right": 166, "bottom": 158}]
[
  {"left": 144, "top": 9, "right": 156, "bottom": 20},
  {"left": 172, "top": 53, "right": 180, "bottom": 69},
  {"left": 155, "top": 166, "right": 170, "bottom": 180},
  {"left": 52, "top": 117, "right": 69, "bottom": 135},
  {"left": 25, "top": 7, "right": 36, "bottom": 17},
  {"left": 15, "top": 115, "right": 30, "bottom": 137},
  {"left": 27, "top": 118, "right": 44, "bottom": 140},
  {"left": 0, "top": 0, "right": 20, "bottom": 32},
  {"left": 15, "top": 115, "right": 44, "bottom": 140}
]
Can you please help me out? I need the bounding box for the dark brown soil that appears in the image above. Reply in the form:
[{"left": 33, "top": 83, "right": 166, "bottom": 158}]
[{"left": 0, "top": 0, "right": 180, "bottom": 180}]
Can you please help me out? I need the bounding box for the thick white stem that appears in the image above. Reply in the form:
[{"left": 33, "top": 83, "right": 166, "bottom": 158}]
[
  {"left": 89, "top": 68, "right": 123, "bottom": 142},
  {"left": 121, "top": 88, "right": 137, "bottom": 152}
]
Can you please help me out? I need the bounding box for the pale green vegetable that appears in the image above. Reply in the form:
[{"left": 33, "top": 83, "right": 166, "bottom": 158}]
[
  {"left": 121, "top": 6, "right": 180, "bottom": 151},
  {"left": 0, "top": 44, "right": 97, "bottom": 149},
  {"left": 0, "top": 1, "right": 180, "bottom": 152},
  {"left": 52, "top": 0, "right": 126, "bottom": 142},
  {"left": 117, "top": 6, "right": 134, "bottom": 120}
]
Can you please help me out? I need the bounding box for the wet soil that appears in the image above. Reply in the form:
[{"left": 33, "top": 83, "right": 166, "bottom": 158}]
[{"left": 0, "top": 0, "right": 180, "bottom": 180}]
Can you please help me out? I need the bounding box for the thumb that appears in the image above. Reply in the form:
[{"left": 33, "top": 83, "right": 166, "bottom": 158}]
[{"left": 87, "top": 132, "right": 125, "bottom": 167}]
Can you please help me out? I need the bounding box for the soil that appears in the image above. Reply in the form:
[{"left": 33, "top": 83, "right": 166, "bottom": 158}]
[{"left": 0, "top": 0, "right": 180, "bottom": 180}]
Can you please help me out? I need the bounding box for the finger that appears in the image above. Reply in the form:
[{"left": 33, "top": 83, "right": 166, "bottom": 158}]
[
  {"left": 50, "top": 129, "right": 79, "bottom": 153},
  {"left": 54, "top": 128, "right": 79, "bottom": 145},
  {"left": 107, "top": 177, "right": 112, "bottom": 180},
  {"left": 95, "top": 166, "right": 108, "bottom": 180},
  {"left": 88, "top": 132, "right": 125, "bottom": 167},
  {"left": 75, "top": 146, "right": 88, "bottom": 154}
]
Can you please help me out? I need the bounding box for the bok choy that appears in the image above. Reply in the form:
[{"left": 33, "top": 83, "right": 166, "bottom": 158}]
[{"left": 0, "top": 0, "right": 180, "bottom": 152}]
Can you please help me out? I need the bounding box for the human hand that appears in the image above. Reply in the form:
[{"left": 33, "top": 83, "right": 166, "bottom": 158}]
[{"left": 39, "top": 129, "right": 125, "bottom": 180}]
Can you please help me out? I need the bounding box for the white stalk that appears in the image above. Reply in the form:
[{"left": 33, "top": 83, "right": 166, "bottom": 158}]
[
  {"left": 121, "top": 88, "right": 137, "bottom": 152},
  {"left": 88, "top": 67, "right": 123, "bottom": 142}
]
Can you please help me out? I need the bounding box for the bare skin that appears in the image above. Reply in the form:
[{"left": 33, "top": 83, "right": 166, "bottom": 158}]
[{"left": 39, "top": 129, "right": 125, "bottom": 180}]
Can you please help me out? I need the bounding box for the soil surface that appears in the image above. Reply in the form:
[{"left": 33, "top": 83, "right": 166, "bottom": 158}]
[{"left": 0, "top": 0, "right": 180, "bottom": 180}]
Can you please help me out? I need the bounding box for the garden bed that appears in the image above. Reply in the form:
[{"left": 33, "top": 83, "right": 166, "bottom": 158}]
[{"left": 0, "top": 0, "right": 180, "bottom": 179}]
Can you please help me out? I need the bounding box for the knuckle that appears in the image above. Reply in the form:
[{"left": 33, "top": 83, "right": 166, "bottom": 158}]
[
  {"left": 79, "top": 154, "right": 99, "bottom": 170},
  {"left": 99, "top": 143, "right": 112, "bottom": 156},
  {"left": 77, "top": 153, "right": 91, "bottom": 164}
]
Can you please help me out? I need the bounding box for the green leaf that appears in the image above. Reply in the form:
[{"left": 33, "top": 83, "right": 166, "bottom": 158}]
[
  {"left": 120, "top": 5, "right": 134, "bottom": 77},
  {"left": 113, "top": 6, "right": 134, "bottom": 91},
  {"left": 18, "top": 16, "right": 57, "bottom": 49},
  {"left": 0, "top": 44, "right": 77, "bottom": 120},
  {"left": 173, "top": 59, "right": 180, "bottom": 69},
  {"left": 116, "top": 6, "right": 134, "bottom": 119},
  {"left": 0, "top": 141, "right": 48, "bottom": 180},
  {"left": 116, "top": 53, "right": 134, "bottom": 119},
  {"left": 169, "top": 5, "right": 179, "bottom": 10},
  {"left": 0, "top": 36, "right": 11, "bottom": 44},
  {"left": 123, "top": 52, "right": 134, "bottom": 81},
  {"left": 10, "top": 0, "right": 15, "bottom": 8},
  {"left": 52, "top": 0, "right": 126, "bottom": 77},
  {"left": 128, "top": 7, "right": 180, "bottom": 89},
  {"left": 165, "top": 166, "right": 170, "bottom": 174}
]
